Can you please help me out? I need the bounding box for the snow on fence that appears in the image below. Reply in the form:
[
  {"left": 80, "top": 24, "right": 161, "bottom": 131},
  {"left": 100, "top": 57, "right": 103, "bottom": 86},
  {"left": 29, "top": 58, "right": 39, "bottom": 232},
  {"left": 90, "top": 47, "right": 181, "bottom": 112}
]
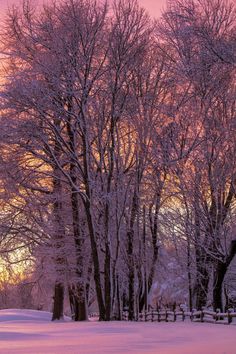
[
  {"left": 122, "top": 309, "right": 236, "bottom": 325},
  {"left": 89, "top": 312, "right": 99, "bottom": 318}
]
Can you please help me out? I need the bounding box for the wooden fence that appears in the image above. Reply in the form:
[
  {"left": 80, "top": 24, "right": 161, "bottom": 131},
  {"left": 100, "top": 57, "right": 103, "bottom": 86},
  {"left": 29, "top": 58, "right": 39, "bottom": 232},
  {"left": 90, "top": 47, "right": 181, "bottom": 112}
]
[{"left": 122, "top": 309, "right": 236, "bottom": 325}]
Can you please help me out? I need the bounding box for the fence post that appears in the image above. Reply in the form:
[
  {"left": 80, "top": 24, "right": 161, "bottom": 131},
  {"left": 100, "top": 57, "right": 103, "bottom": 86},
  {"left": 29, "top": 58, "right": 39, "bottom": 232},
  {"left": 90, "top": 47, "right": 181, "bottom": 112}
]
[
  {"left": 174, "top": 310, "right": 176, "bottom": 322},
  {"left": 190, "top": 310, "right": 193, "bottom": 322},
  {"left": 151, "top": 310, "right": 154, "bottom": 322},
  {"left": 200, "top": 309, "right": 204, "bottom": 323},
  {"left": 227, "top": 310, "right": 232, "bottom": 324},
  {"left": 123, "top": 311, "right": 128, "bottom": 321},
  {"left": 165, "top": 310, "right": 168, "bottom": 322},
  {"left": 158, "top": 310, "right": 161, "bottom": 322},
  {"left": 216, "top": 309, "right": 220, "bottom": 322}
]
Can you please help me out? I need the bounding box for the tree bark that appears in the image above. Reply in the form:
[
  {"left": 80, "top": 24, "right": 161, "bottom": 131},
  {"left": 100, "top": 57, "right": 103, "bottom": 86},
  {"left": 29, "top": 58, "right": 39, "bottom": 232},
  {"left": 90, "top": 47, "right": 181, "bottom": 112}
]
[
  {"left": 127, "top": 228, "right": 135, "bottom": 320},
  {"left": 84, "top": 201, "right": 106, "bottom": 320},
  {"left": 52, "top": 282, "right": 64, "bottom": 321},
  {"left": 127, "top": 190, "right": 139, "bottom": 320},
  {"left": 213, "top": 240, "right": 236, "bottom": 311},
  {"left": 194, "top": 247, "right": 210, "bottom": 310}
]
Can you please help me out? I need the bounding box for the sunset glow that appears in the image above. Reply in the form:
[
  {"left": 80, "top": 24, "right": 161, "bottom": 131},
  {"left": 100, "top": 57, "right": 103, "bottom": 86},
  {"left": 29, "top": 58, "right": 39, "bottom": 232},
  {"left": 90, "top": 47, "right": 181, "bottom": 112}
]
[{"left": 0, "top": 0, "right": 235, "bottom": 353}]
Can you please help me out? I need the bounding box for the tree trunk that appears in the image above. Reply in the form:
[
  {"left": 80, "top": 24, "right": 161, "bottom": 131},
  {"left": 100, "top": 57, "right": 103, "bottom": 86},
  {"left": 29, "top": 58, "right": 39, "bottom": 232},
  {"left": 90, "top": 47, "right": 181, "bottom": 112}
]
[
  {"left": 84, "top": 201, "right": 106, "bottom": 320},
  {"left": 213, "top": 261, "right": 227, "bottom": 311},
  {"left": 104, "top": 241, "right": 111, "bottom": 320},
  {"left": 51, "top": 179, "right": 65, "bottom": 321},
  {"left": 195, "top": 268, "right": 210, "bottom": 310},
  {"left": 70, "top": 190, "right": 88, "bottom": 320},
  {"left": 81, "top": 129, "right": 106, "bottom": 321},
  {"left": 139, "top": 201, "right": 160, "bottom": 312},
  {"left": 213, "top": 240, "right": 236, "bottom": 311},
  {"left": 127, "top": 189, "right": 139, "bottom": 321},
  {"left": 127, "top": 228, "right": 135, "bottom": 320},
  {"left": 116, "top": 275, "right": 122, "bottom": 320},
  {"left": 103, "top": 114, "right": 116, "bottom": 321},
  {"left": 66, "top": 109, "right": 88, "bottom": 321},
  {"left": 194, "top": 247, "right": 210, "bottom": 310},
  {"left": 52, "top": 282, "right": 64, "bottom": 321},
  {"left": 69, "top": 285, "right": 88, "bottom": 321},
  {"left": 51, "top": 117, "right": 66, "bottom": 321},
  {"left": 187, "top": 234, "right": 193, "bottom": 311}
]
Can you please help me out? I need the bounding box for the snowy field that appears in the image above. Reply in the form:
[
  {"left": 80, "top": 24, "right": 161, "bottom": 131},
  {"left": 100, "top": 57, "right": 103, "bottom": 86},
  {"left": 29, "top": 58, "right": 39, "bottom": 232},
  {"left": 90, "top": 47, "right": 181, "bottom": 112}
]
[{"left": 0, "top": 309, "right": 235, "bottom": 354}]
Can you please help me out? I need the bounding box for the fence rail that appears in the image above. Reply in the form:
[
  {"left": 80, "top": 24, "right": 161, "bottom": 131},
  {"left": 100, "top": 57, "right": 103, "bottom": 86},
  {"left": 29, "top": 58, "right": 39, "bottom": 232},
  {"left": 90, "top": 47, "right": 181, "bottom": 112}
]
[{"left": 122, "top": 309, "right": 236, "bottom": 325}]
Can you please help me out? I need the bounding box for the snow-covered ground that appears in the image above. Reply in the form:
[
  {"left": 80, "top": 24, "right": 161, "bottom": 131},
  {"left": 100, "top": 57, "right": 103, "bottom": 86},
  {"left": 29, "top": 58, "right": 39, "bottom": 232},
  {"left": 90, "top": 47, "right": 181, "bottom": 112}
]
[{"left": 0, "top": 309, "right": 235, "bottom": 354}]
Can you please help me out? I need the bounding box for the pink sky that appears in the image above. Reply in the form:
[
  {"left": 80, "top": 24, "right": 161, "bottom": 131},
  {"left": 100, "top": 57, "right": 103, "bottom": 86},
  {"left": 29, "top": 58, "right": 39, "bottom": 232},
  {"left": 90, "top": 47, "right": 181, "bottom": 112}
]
[
  {"left": 0, "top": 0, "right": 167, "bottom": 18},
  {"left": 140, "top": 0, "right": 167, "bottom": 16}
]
